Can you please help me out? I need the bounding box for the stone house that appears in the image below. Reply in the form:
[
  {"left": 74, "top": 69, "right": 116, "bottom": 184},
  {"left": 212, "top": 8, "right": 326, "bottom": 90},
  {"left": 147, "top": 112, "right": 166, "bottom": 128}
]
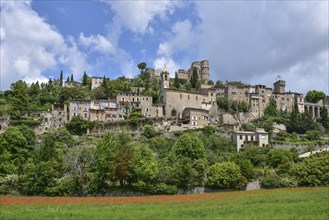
[
  {"left": 68, "top": 100, "right": 91, "bottom": 121},
  {"left": 232, "top": 128, "right": 269, "bottom": 151},
  {"left": 91, "top": 77, "right": 104, "bottom": 90},
  {"left": 181, "top": 108, "right": 209, "bottom": 129}
]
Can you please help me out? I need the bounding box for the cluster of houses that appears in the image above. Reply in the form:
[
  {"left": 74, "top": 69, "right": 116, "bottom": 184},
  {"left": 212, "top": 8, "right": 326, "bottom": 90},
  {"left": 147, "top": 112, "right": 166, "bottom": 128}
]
[{"left": 29, "top": 60, "right": 329, "bottom": 151}]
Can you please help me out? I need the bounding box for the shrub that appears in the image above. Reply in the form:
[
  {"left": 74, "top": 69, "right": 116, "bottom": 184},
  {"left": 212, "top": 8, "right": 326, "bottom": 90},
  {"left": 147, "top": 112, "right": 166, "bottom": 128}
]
[
  {"left": 290, "top": 152, "right": 329, "bottom": 186},
  {"left": 142, "top": 125, "right": 156, "bottom": 139},
  {"left": 206, "top": 162, "right": 242, "bottom": 189},
  {"left": 260, "top": 171, "right": 297, "bottom": 189}
]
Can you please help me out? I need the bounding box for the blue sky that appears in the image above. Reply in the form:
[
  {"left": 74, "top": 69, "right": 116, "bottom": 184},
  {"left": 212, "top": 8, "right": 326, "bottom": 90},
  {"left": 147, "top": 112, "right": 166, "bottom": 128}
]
[{"left": 1, "top": 0, "right": 328, "bottom": 95}]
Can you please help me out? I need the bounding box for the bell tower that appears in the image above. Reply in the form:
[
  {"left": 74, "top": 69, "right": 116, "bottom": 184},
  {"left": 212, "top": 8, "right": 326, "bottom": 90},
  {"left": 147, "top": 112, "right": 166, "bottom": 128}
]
[{"left": 161, "top": 64, "right": 170, "bottom": 89}]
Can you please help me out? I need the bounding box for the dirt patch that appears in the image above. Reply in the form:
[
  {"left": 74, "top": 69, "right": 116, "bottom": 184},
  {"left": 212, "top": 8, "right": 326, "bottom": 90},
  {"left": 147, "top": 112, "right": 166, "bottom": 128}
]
[{"left": 1, "top": 187, "right": 327, "bottom": 206}]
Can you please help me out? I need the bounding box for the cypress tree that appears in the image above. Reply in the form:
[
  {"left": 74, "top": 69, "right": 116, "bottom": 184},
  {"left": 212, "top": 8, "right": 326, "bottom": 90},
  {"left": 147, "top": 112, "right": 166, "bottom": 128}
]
[
  {"left": 59, "top": 70, "right": 63, "bottom": 87},
  {"left": 82, "top": 71, "right": 88, "bottom": 86},
  {"left": 70, "top": 74, "right": 74, "bottom": 82}
]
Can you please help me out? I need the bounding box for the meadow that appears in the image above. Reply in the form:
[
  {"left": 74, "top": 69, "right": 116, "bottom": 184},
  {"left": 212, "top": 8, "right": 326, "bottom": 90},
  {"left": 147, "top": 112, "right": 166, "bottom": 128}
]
[{"left": 1, "top": 187, "right": 328, "bottom": 220}]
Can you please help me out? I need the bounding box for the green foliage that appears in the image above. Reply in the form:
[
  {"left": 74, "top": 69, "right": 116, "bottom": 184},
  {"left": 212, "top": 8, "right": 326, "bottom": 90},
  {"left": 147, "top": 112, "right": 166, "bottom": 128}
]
[
  {"left": 264, "top": 99, "right": 278, "bottom": 117},
  {"left": 214, "top": 80, "right": 224, "bottom": 88},
  {"left": 232, "top": 156, "right": 255, "bottom": 181},
  {"left": 206, "top": 162, "right": 243, "bottom": 189},
  {"left": 320, "top": 108, "right": 329, "bottom": 131},
  {"left": 201, "top": 126, "right": 216, "bottom": 136},
  {"left": 65, "top": 115, "right": 95, "bottom": 135},
  {"left": 305, "top": 130, "right": 321, "bottom": 141},
  {"left": 0, "top": 127, "right": 29, "bottom": 175},
  {"left": 191, "top": 67, "right": 199, "bottom": 89},
  {"left": 216, "top": 97, "right": 249, "bottom": 113},
  {"left": 132, "top": 143, "right": 159, "bottom": 184},
  {"left": 305, "top": 90, "right": 326, "bottom": 103},
  {"left": 110, "top": 146, "right": 134, "bottom": 186},
  {"left": 261, "top": 170, "right": 297, "bottom": 189},
  {"left": 266, "top": 148, "right": 293, "bottom": 169},
  {"left": 171, "top": 133, "right": 207, "bottom": 188},
  {"left": 240, "top": 145, "right": 269, "bottom": 167},
  {"left": 216, "top": 97, "right": 229, "bottom": 110},
  {"left": 18, "top": 159, "right": 60, "bottom": 195},
  {"left": 287, "top": 108, "right": 317, "bottom": 134},
  {"left": 142, "top": 124, "right": 156, "bottom": 139},
  {"left": 82, "top": 71, "right": 88, "bottom": 86},
  {"left": 173, "top": 72, "right": 180, "bottom": 89},
  {"left": 290, "top": 152, "right": 329, "bottom": 186}
]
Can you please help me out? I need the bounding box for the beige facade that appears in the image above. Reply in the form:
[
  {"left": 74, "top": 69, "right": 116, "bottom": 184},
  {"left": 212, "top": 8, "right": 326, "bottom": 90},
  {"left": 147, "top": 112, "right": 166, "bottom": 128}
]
[
  {"left": 161, "top": 88, "right": 215, "bottom": 118},
  {"left": 91, "top": 77, "right": 104, "bottom": 90},
  {"left": 232, "top": 128, "right": 269, "bottom": 151},
  {"left": 181, "top": 108, "right": 209, "bottom": 129},
  {"left": 116, "top": 93, "right": 163, "bottom": 118},
  {"left": 69, "top": 100, "right": 90, "bottom": 121}
]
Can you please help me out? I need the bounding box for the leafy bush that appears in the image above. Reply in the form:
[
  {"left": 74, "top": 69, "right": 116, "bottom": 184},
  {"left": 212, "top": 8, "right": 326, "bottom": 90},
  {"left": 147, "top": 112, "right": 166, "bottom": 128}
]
[
  {"left": 206, "top": 162, "right": 242, "bottom": 189},
  {"left": 142, "top": 125, "right": 156, "bottom": 139},
  {"left": 290, "top": 152, "right": 329, "bottom": 186},
  {"left": 261, "top": 171, "right": 297, "bottom": 189}
]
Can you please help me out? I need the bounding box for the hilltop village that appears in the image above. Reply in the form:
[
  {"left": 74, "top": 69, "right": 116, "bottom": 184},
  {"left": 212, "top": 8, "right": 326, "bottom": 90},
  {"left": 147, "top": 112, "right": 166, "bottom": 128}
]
[
  {"left": 1, "top": 60, "right": 329, "bottom": 151},
  {"left": 14, "top": 60, "right": 326, "bottom": 141}
]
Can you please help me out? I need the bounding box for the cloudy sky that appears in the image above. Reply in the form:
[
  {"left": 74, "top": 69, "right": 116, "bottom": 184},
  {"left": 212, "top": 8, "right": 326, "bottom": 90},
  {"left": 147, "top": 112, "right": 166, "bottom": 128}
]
[{"left": 1, "top": 0, "right": 328, "bottom": 95}]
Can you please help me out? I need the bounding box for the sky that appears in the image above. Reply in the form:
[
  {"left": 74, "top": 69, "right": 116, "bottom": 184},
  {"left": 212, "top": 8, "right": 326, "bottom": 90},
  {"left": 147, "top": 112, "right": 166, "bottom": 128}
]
[{"left": 0, "top": 0, "right": 328, "bottom": 95}]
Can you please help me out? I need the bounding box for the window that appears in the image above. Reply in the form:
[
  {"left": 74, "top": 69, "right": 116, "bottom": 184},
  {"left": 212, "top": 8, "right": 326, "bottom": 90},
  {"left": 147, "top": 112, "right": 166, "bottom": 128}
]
[
  {"left": 146, "top": 97, "right": 148, "bottom": 101},
  {"left": 180, "top": 94, "right": 182, "bottom": 99},
  {"left": 188, "top": 95, "right": 190, "bottom": 100},
  {"left": 196, "top": 96, "right": 198, "bottom": 100},
  {"left": 84, "top": 113, "right": 87, "bottom": 118},
  {"left": 231, "top": 91, "right": 237, "bottom": 95},
  {"left": 240, "top": 135, "right": 243, "bottom": 140}
]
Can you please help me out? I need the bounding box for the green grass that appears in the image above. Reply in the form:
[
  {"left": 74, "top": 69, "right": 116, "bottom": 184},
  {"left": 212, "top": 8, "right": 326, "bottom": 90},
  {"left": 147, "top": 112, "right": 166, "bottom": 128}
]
[{"left": 1, "top": 188, "right": 329, "bottom": 220}]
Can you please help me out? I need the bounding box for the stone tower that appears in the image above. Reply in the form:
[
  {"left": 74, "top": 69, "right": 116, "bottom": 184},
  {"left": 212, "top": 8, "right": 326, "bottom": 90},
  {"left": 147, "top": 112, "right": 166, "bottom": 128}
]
[
  {"left": 273, "top": 76, "right": 285, "bottom": 93},
  {"left": 200, "top": 60, "right": 210, "bottom": 83},
  {"left": 161, "top": 64, "right": 170, "bottom": 89}
]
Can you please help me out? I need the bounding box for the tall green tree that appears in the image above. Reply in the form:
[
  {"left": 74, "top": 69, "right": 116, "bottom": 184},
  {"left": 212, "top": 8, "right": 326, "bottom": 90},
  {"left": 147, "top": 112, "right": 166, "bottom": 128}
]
[
  {"left": 70, "top": 74, "right": 74, "bottom": 82},
  {"left": 59, "top": 70, "right": 63, "bottom": 87},
  {"left": 191, "top": 67, "right": 199, "bottom": 89},
  {"left": 173, "top": 72, "right": 180, "bottom": 89},
  {"left": 9, "top": 81, "right": 29, "bottom": 119},
  {"left": 171, "top": 133, "right": 207, "bottom": 188},
  {"left": 82, "top": 71, "right": 88, "bottom": 86}
]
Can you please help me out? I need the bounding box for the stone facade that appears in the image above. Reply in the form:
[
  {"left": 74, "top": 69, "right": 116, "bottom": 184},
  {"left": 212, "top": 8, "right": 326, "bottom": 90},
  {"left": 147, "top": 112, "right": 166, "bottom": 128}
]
[
  {"left": 181, "top": 108, "right": 209, "bottom": 129},
  {"left": 161, "top": 88, "right": 216, "bottom": 119},
  {"left": 91, "top": 77, "right": 104, "bottom": 90},
  {"left": 176, "top": 60, "right": 210, "bottom": 83},
  {"left": 69, "top": 100, "right": 91, "bottom": 121}
]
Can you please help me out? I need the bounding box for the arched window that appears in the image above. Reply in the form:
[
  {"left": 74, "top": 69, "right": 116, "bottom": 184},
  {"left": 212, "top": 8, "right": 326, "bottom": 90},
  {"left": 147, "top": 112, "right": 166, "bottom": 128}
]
[{"left": 171, "top": 109, "right": 177, "bottom": 117}]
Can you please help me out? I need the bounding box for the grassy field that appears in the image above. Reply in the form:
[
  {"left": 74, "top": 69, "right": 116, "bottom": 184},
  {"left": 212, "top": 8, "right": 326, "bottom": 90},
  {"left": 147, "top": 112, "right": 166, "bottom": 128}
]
[{"left": 1, "top": 187, "right": 328, "bottom": 220}]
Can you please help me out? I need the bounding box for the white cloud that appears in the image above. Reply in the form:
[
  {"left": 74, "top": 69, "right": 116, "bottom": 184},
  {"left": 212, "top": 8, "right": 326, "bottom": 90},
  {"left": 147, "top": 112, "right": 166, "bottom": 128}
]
[
  {"left": 79, "top": 33, "right": 114, "bottom": 54},
  {"left": 0, "top": 1, "right": 90, "bottom": 90},
  {"left": 193, "top": 1, "right": 328, "bottom": 94},
  {"left": 105, "top": 1, "right": 181, "bottom": 34},
  {"left": 153, "top": 57, "right": 179, "bottom": 77},
  {"left": 158, "top": 19, "right": 195, "bottom": 57}
]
